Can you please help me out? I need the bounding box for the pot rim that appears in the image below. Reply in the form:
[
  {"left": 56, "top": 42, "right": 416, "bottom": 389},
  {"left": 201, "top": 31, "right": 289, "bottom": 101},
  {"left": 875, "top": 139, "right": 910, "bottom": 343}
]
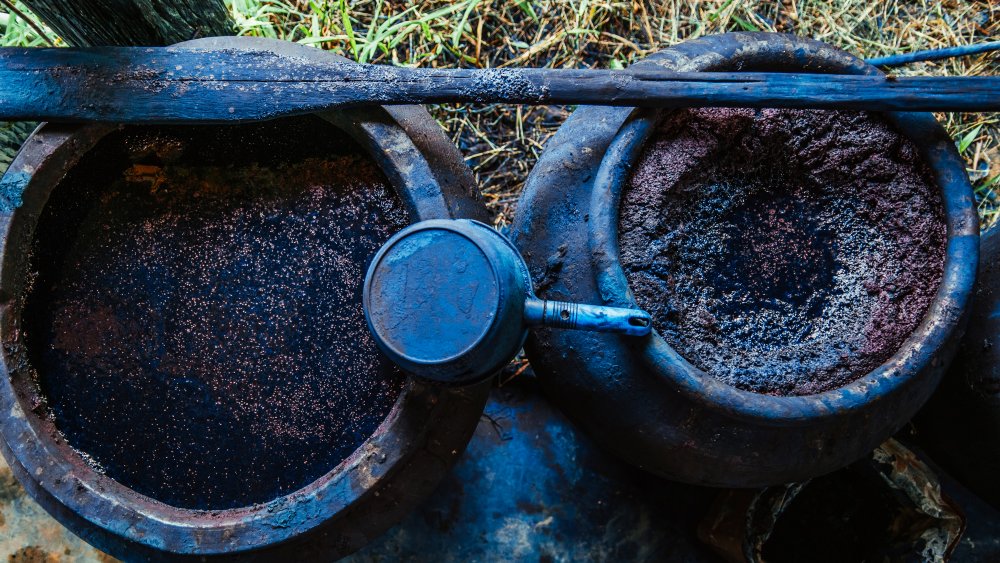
[{"left": 587, "top": 32, "right": 979, "bottom": 427}]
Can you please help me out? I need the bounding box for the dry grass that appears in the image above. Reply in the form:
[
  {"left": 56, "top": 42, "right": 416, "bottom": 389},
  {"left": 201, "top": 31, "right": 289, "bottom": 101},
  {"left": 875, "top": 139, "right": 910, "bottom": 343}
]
[
  {"left": 2, "top": 0, "right": 998, "bottom": 226},
  {"left": 226, "top": 0, "right": 999, "bottom": 228}
]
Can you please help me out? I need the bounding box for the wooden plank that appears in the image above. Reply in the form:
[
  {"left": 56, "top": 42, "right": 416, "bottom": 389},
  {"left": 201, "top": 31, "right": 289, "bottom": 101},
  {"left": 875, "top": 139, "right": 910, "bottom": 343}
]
[{"left": 0, "top": 46, "right": 997, "bottom": 124}]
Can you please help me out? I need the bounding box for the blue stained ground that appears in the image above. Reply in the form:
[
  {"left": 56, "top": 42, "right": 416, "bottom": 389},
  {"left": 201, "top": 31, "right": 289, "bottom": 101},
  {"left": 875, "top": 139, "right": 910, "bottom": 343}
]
[{"left": 349, "top": 375, "right": 720, "bottom": 562}]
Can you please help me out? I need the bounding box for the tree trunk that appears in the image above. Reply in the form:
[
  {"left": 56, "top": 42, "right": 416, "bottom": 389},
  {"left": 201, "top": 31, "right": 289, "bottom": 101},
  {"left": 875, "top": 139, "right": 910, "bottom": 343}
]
[
  {"left": 0, "top": 0, "right": 234, "bottom": 176},
  {"left": 18, "top": 0, "right": 233, "bottom": 47}
]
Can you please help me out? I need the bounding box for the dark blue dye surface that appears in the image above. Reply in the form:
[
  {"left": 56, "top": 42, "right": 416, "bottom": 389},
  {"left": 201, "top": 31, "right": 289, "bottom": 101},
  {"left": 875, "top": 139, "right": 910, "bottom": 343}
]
[
  {"left": 23, "top": 116, "right": 410, "bottom": 510},
  {"left": 714, "top": 191, "right": 835, "bottom": 320}
]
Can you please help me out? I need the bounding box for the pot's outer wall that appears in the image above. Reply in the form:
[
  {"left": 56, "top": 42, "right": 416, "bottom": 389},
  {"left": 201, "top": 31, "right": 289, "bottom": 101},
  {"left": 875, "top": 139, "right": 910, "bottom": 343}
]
[
  {"left": 512, "top": 32, "right": 978, "bottom": 486},
  {"left": 919, "top": 227, "right": 1000, "bottom": 509},
  {"left": 0, "top": 38, "right": 491, "bottom": 561}
]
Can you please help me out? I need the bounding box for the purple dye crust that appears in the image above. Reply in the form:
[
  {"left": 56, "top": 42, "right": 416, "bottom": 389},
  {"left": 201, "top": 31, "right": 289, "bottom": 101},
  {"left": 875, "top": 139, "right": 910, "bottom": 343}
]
[{"left": 620, "top": 108, "right": 946, "bottom": 396}]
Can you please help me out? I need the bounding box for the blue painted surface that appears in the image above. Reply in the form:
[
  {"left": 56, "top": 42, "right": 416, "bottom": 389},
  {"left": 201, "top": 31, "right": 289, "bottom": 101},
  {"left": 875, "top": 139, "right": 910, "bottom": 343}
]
[
  {"left": 523, "top": 297, "right": 652, "bottom": 335},
  {"left": 364, "top": 220, "right": 531, "bottom": 385},
  {"left": 866, "top": 40, "right": 1000, "bottom": 67}
]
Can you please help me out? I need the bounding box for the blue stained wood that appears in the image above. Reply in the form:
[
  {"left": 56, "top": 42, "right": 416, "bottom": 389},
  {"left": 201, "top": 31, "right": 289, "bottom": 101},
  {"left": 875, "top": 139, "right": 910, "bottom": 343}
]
[{"left": 0, "top": 46, "right": 997, "bottom": 124}]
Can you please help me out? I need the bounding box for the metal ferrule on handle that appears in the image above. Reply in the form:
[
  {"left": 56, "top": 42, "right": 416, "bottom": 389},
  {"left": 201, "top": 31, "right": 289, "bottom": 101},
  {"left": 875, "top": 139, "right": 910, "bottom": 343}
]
[{"left": 523, "top": 298, "right": 652, "bottom": 336}]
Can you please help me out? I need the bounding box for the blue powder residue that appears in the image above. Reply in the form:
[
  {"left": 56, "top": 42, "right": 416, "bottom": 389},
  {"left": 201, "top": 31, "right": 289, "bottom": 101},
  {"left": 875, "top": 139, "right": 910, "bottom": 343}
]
[{"left": 0, "top": 171, "right": 27, "bottom": 213}]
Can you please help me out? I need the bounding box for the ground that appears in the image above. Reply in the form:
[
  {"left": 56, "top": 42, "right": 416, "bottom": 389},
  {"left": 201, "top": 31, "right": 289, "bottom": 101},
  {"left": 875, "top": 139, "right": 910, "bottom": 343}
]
[{"left": 0, "top": 1, "right": 997, "bottom": 561}]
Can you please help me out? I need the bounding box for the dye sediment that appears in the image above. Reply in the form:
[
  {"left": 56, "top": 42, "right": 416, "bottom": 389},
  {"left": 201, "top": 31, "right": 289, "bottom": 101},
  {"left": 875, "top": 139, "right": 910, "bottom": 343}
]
[
  {"left": 620, "top": 108, "right": 946, "bottom": 396},
  {"left": 24, "top": 116, "right": 410, "bottom": 510}
]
